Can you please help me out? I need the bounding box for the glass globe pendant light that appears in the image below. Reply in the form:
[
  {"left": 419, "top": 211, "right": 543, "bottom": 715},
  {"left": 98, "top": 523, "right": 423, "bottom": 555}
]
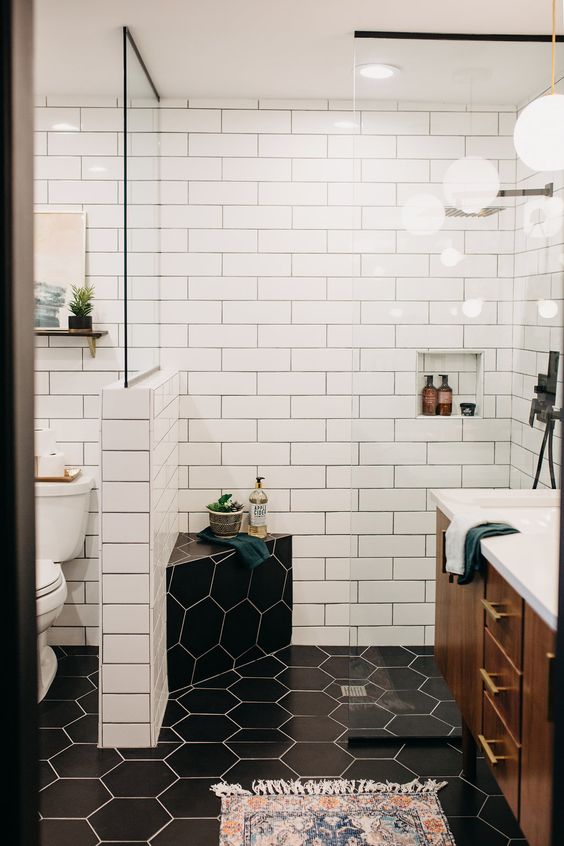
[{"left": 513, "top": 0, "right": 564, "bottom": 171}]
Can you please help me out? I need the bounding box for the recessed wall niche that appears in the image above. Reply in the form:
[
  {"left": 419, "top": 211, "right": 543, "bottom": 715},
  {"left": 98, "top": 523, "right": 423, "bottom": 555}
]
[{"left": 416, "top": 350, "right": 484, "bottom": 418}]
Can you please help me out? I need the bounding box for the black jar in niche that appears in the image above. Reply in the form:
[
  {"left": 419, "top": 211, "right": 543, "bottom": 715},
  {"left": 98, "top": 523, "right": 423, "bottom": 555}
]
[{"left": 460, "top": 402, "right": 476, "bottom": 417}]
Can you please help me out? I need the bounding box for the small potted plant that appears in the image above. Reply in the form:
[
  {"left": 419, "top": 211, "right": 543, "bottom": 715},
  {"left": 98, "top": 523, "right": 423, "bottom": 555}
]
[
  {"left": 207, "top": 493, "right": 244, "bottom": 538},
  {"left": 68, "top": 284, "right": 95, "bottom": 332}
]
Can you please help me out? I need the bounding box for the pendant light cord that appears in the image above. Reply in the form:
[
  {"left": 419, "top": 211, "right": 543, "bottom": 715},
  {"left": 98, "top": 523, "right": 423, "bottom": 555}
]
[{"left": 552, "top": 0, "right": 556, "bottom": 94}]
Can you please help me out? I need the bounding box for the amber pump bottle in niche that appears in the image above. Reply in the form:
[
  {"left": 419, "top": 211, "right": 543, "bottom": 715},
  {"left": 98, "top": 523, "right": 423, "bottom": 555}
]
[
  {"left": 249, "top": 476, "right": 268, "bottom": 538},
  {"left": 421, "top": 375, "right": 438, "bottom": 416},
  {"left": 437, "top": 374, "right": 453, "bottom": 416}
]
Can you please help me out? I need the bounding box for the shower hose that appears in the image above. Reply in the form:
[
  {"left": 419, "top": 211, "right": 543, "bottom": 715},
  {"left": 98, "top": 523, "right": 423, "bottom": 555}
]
[{"left": 533, "top": 416, "right": 557, "bottom": 489}]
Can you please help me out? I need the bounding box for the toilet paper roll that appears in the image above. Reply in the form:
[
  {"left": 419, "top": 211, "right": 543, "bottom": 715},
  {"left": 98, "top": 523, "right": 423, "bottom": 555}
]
[
  {"left": 35, "top": 428, "right": 57, "bottom": 457},
  {"left": 36, "top": 452, "right": 65, "bottom": 478}
]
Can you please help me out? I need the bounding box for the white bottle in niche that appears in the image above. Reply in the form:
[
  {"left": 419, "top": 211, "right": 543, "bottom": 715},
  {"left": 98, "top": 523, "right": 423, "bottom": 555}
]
[{"left": 248, "top": 476, "right": 268, "bottom": 538}]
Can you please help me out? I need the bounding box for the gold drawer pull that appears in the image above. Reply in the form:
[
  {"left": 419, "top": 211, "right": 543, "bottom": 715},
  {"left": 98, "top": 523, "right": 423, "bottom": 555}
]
[
  {"left": 480, "top": 667, "right": 507, "bottom": 696},
  {"left": 481, "top": 598, "right": 510, "bottom": 621},
  {"left": 478, "top": 734, "right": 510, "bottom": 766}
]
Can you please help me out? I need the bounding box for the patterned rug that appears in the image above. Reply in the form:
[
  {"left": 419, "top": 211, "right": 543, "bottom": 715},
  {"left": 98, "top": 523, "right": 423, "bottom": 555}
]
[{"left": 212, "top": 779, "right": 456, "bottom": 846}]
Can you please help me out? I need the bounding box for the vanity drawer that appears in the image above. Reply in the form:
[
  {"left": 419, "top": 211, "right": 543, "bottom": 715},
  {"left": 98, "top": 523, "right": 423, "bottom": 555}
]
[
  {"left": 481, "top": 692, "right": 521, "bottom": 819},
  {"left": 481, "top": 627, "right": 522, "bottom": 743},
  {"left": 483, "top": 565, "right": 523, "bottom": 670}
]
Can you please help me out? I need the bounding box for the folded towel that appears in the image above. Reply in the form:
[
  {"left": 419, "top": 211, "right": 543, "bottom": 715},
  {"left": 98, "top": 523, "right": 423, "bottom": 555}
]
[
  {"left": 197, "top": 527, "right": 270, "bottom": 570},
  {"left": 445, "top": 512, "right": 490, "bottom": 575},
  {"left": 458, "top": 523, "right": 520, "bottom": 585}
]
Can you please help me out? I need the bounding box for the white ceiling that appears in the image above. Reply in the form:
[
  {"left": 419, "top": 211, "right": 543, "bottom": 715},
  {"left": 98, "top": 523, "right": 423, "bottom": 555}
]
[{"left": 35, "top": 0, "right": 563, "bottom": 102}]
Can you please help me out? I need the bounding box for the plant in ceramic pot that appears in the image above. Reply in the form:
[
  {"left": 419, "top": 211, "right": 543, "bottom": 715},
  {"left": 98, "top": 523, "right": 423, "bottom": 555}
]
[
  {"left": 207, "top": 493, "right": 244, "bottom": 538},
  {"left": 68, "top": 284, "right": 95, "bottom": 331}
]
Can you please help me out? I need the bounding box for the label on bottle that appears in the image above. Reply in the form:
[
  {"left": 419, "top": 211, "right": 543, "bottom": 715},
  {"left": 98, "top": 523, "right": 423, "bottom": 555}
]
[
  {"left": 437, "top": 389, "right": 452, "bottom": 405},
  {"left": 249, "top": 503, "right": 267, "bottom": 526}
]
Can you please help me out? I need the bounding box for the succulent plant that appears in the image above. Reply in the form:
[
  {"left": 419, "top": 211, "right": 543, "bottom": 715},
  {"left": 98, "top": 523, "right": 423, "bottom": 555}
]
[
  {"left": 207, "top": 493, "right": 244, "bottom": 513},
  {"left": 69, "top": 284, "right": 95, "bottom": 318}
]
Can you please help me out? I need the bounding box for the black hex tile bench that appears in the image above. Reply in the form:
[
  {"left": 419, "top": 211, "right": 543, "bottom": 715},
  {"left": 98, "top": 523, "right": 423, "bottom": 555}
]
[{"left": 166, "top": 533, "right": 292, "bottom": 691}]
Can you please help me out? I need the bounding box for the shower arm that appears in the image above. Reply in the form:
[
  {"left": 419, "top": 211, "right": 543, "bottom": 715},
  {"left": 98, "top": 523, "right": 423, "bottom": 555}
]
[{"left": 497, "top": 182, "right": 553, "bottom": 198}]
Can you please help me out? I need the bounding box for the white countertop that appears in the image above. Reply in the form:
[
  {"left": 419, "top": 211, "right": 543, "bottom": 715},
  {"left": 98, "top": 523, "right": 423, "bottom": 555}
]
[{"left": 430, "top": 488, "right": 560, "bottom": 631}]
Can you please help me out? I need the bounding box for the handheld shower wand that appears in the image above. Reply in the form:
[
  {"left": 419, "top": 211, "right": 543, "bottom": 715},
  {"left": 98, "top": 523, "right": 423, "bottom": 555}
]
[{"left": 529, "top": 350, "right": 561, "bottom": 489}]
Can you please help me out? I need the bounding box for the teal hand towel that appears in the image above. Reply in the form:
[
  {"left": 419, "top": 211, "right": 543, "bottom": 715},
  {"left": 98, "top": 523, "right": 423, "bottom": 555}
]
[
  {"left": 197, "top": 527, "right": 270, "bottom": 570},
  {"left": 459, "top": 523, "right": 519, "bottom": 585}
]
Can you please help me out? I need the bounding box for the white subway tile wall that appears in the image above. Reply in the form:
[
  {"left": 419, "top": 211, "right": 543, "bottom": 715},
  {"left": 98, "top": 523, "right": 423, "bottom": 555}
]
[
  {"left": 35, "top": 97, "right": 562, "bottom": 651},
  {"left": 509, "top": 86, "right": 564, "bottom": 488}
]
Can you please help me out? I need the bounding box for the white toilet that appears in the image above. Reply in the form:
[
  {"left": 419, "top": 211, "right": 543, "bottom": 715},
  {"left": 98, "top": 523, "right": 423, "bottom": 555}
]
[{"left": 35, "top": 475, "right": 94, "bottom": 701}]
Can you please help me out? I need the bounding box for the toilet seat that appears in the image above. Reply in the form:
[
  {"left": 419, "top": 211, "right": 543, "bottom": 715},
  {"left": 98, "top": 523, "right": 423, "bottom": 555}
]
[{"left": 36, "top": 558, "right": 63, "bottom": 598}]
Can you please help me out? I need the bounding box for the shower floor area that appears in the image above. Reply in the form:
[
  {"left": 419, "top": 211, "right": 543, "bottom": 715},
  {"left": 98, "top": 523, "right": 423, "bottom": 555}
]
[{"left": 38, "top": 644, "right": 526, "bottom": 846}]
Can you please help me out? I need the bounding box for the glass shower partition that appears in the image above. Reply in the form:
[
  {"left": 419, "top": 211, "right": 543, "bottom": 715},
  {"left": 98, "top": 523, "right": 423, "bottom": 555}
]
[
  {"left": 346, "top": 32, "right": 564, "bottom": 744},
  {"left": 123, "top": 27, "right": 161, "bottom": 385}
]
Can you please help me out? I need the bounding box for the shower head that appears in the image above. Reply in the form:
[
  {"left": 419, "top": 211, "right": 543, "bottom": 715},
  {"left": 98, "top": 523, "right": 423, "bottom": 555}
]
[
  {"left": 444, "top": 182, "right": 553, "bottom": 219},
  {"left": 445, "top": 206, "right": 506, "bottom": 218}
]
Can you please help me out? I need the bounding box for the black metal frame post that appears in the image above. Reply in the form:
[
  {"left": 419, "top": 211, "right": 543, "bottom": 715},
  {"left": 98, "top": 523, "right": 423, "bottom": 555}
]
[{"left": 1, "top": 0, "right": 38, "bottom": 843}]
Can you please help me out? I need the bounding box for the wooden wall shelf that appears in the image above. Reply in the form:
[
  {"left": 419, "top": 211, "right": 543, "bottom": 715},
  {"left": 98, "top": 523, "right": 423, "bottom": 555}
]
[{"left": 34, "top": 328, "right": 108, "bottom": 357}]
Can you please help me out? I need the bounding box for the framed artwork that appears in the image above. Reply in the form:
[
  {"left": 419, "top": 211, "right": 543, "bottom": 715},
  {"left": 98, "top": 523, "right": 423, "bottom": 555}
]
[{"left": 34, "top": 211, "right": 86, "bottom": 328}]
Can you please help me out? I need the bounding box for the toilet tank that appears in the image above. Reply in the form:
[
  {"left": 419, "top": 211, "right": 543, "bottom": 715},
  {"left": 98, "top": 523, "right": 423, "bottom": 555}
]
[{"left": 35, "top": 476, "right": 94, "bottom": 563}]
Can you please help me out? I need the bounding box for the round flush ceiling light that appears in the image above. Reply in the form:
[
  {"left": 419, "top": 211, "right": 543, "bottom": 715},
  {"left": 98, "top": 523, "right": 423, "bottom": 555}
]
[
  {"left": 538, "top": 299, "right": 559, "bottom": 319},
  {"left": 443, "top": 156, "right": 500, "bottom": 214},
  {"left": 358, "top": 63, "right": 399, "bottom": 80},
  {"left": 514, "top": 94, "right": 564, "bottom": 171}
]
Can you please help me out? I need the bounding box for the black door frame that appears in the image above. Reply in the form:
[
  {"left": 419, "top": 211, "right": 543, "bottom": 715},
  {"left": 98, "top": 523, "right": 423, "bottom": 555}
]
[{"left": 1, "top": 0, "right": 38, "bottom": 844}]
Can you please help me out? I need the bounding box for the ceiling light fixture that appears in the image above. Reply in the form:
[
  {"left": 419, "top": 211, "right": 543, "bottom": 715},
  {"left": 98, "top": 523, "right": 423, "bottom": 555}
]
[
  {"left": 513, "top": 0, "right": 564, "bottom": 171},
  {"left": 358, "top": 63, "right": 399, "bottom": 80}
]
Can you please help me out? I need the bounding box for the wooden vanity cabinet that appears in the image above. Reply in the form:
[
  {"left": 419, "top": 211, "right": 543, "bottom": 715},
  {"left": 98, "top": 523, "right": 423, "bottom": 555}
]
[
  {"left": 434, "top": 508, "right": 485, "bottom": 740},
  {"left": 519, "top": 604, "right": 555, "bottom": 846},
  {"left": 435, "top": 508, "right": 556, "bottom": 846}
]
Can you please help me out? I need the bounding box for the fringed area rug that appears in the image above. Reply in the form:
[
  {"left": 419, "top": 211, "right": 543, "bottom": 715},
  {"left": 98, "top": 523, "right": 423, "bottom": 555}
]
[{"left": 211, "top": 779, "right": 456, "bottom": 845}]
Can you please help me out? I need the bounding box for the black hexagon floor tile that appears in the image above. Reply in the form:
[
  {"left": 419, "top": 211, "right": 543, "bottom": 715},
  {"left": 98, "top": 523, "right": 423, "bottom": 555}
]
[
  {"left": 342, "top": 758, "right": 418, "bottom": 782},
  {"left": 159, "top": 777, "right": 219, "bottom": 818},
  {"left": 177, "top": 687, "right": 240, "bottom": 714},
  {"left": 281, "top": 715, "right": 344, "bottom": 742},
  {"left": 173, "top": 713, "right": 238, "bottom": 742},
  {"left": 102, "top": 761, "right": 177, "bottom": 797},
  {"left": 51, "top": 744, "right": 122, "bottom": 778},
  {"left": 377, "top": 688, "right": 439, "bottom": 715},
  {"left": 39, "top": 760, "right": 58, "bottom": 790},
  {"left": 56, "top": 654, "right": 99, "bottom": 676},
  {"left": 446, "top": 816, "right": 510, "bottom": 846},
  {"left": 370, "top": 667, "right": 426, "bottom": 691},
  {"left": 279, "top": 690, "right": 336, "bottom": 716},
  {"left": 229, "top": 676, "right": 288, "bottom": 702},
  {"left": 223, "top": 757, "right": 300, "bottom": 784},
  {"left": 39, "top": 728, "right": 72, "bottom": 759},
  {"left": 90, "top": 798, "right": 171, "bottom": 841},
  {"left": 276, "top": 666, "right": 333, "bottom": 691},
  {"left": 387, "top": 714, "right": 454, "bottom": 737},
  {"left": 150, "top": 818, "right": 220, "bottom": 846},
  {"left": 282, "top": 742, "right": 353, "bottom": 777},
  {"left": 227, "top": 740, "right": 295, "bottom": 758},
  {"left": 362, "top": 646, "right": 414, "bottom": 667},
  {"left": 237, "top": 656, "right": 286, "bottom": 677},
  {"left": 38, "top": 699, "right": 84, "bottom": 728},
  {"left": 274, "top": 645, "right": 328, "bottom": 666},
  {"left": 39, "top": 819, "right": 99, "bottom": 846},
  {"left": 166, "top": 743, "right": 237, "bottom": 778},
  {"left": 397, "top": 743, "right": 463, "bottom": 777},
  {"left": 44, "top": 675, "right": 95, "bottom": 701},
  {"left": 40, "top": 778, "right": 111, "bottom": 818},
  {"left": 65, "top": 714, "right": 99, "bottom": 743},
  {"left": 321, "top": 656, "right": 375, "bottom": 680},
  {"left": 229, "top": 701, "right": 291, "bottom": 728}
]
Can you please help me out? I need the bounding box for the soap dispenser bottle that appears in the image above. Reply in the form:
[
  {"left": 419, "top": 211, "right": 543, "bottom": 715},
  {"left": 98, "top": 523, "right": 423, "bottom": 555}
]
[
  {"left": 421, "top": 375, "right": 438, "bottom": 416},
  {"left": 437, "top": 374, "right": 453, "bottom": 416},
  {"left": 249, "top": 476, "right": 268, "bottom": 538}
]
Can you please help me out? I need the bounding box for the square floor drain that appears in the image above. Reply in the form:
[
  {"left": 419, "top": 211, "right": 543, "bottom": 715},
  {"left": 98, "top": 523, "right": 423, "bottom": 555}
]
[{"left": 340, "top": 684, "right": 367, "bottom": 697}]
